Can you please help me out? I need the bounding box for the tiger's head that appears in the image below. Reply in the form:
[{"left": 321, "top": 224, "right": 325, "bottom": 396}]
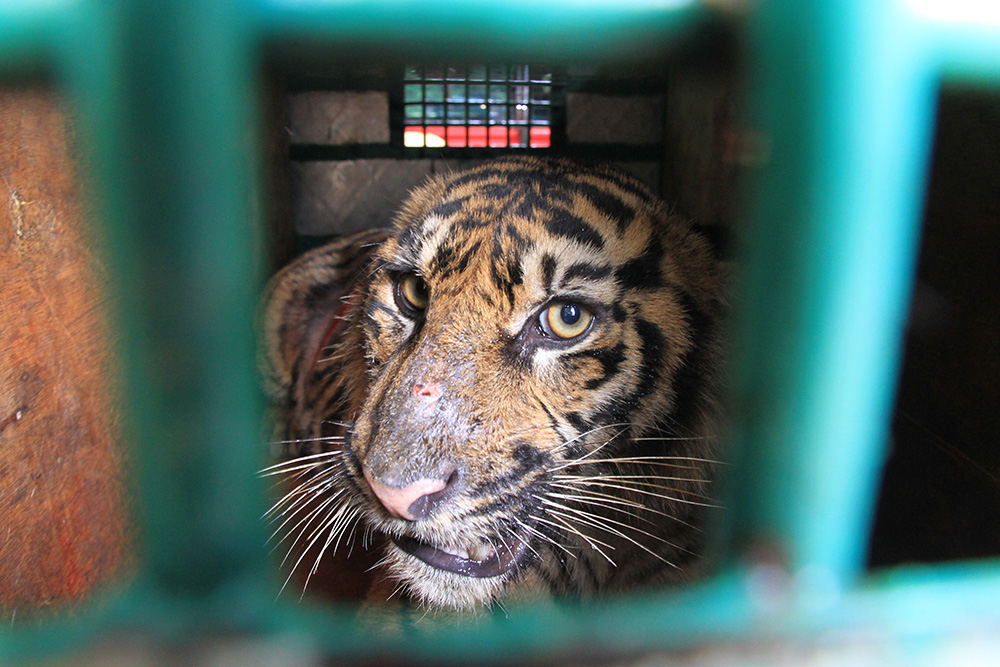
[{"left": 262, "top": 157, "right": 725, "bottom": 611}]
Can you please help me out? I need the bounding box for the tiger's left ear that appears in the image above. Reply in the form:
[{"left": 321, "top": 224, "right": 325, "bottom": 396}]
[{"left": 258, "top": 228, "right": 391, "bottom": 401}]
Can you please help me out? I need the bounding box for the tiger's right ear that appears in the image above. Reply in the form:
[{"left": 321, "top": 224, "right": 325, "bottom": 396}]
[{"left": 258, "top": 228, "right": 391, "bottom": 401}]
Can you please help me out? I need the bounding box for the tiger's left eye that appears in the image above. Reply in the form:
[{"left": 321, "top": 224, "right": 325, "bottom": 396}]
[{"left": 541, "top": 302, "right": 594, "bottom": 340}]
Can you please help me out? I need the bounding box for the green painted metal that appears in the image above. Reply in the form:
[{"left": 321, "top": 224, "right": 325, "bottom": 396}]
[
  {"left": 718, "top": 0, "right": 937, "bottom": 591},
  {"left": 0, "top": 1, "right": 64, "bottom": 75},
  {"left": 26, "top": 0, "right": 272, "bottom": 620},
  {"left": 56, "top": 0, "right": 272, "bottom": 597},
  {"left": 253, "top": 0, "right": 711, "bottom": 62},
  {"left": 908, "top": 0, "right": 1000, "bottom": 82},
  {"left": 8, "top": 559, "right": 1000, "bottom": 662},
  {"left": 1, "top": 0, "right": 1000, "bottom": 662}
]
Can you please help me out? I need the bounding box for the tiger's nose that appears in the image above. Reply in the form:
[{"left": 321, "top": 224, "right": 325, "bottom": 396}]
[
  {"left": 363, "top": 467, "right": 460, "bottom": 521},
  {"left": 412, "top": 381, "right": 441, "bottom": 401}
]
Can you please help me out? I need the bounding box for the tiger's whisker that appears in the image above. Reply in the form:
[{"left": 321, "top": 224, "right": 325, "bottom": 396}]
[
  {"left": 546, "top": 484, "right": 703, "bottom": 532},
  {"left": 536, "top": 510, "right": 617, "bottom": 554},
  {"left": 554, "top": 474, "right": 717, "bottom": 501},
  {"left": 548, "top": 422, "right": 629, "bottom": 456},
  {"left": 275, "top": 493, "right": 347, "bottom": 563},
  {"left": 258, "top": 450, "right": 343, "bottom": 475},
  {"left": 367, "top": 553, "right": 394, "bottom": 574},
  {"left": 258, "top": 459, "right": 339, "bottom": 479},
  {"left": 266, "top": 435, "right": 345, "bottom": 447},
  {"left": 536, "top": 513, "right": 616, "bottom": 566},
  {"left": 275, "top": 499, "right": 344, "bottom": 598},
  {"left": 386, "top": 580, "right": 408, "bottom": 602},
  {"left": 552, "top": 478, "right": 720, "bottom": 508},
  {"left": 263, "top": 467, "right": 343, "bottom": 521},
  {"left": 290, "top": 498, "right": 357, "bottom": 585},
  {"left": 304, "top": 509, "right": 362, "bottom": 594},
  {"left": 545, "top": 491, "right": 655, "bottom": 523},
  {"left": 549, "top": 427, "right": 630, "bottom": 471},
  {"left": 520, "top": 515, "right": 575, "bottom": 559},
  {"left": 553, "top": 472, "right": 711, "bottom": 484},
  {"left": 543, "top": 500, "right": 681, "bottom": 567},
  {"left": 554, "top": 455, "right": 719, "bottom": 468},
  {"left": 268, "top": 491, "right": 341, "bottom": 554},
  {"left": 263, "top": 476, "right": 332, "bottom": 523},
  {"left": 284, "top": 502, "right": 352, "bottom": 599}
]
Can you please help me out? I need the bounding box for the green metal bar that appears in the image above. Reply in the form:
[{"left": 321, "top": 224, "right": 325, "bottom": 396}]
[
  {"left": 53, "top": 0, "right": 271, "bottom": 598},
  {"left": 0, "top": 0, "right": 66, "bottom": 75},
  {"left": 252, "top": 0, "right": 713, "bottom": 62},
  {"left": 718, "top": 0, "right": 937, "bottom": 591},
  {"left": 7, "top": 556, "right": 1000, "bottom": 663},
  {"left": 907, "top": 0, "right": 1000, "bottom": 83}
]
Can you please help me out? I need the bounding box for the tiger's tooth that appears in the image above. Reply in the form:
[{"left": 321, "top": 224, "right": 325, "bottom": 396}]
[
  {"left": 440, "top": 544, "right": 470, "bottom": 559},
  {"left": 469, "top": 544, "right": 492, "bottom": 561}
]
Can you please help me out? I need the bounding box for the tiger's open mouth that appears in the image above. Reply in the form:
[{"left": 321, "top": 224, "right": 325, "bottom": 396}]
[{"left": 392, "top": 534, "right": 530, "bottom": 578}]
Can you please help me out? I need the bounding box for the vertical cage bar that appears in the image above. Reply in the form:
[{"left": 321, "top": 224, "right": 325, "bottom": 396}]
[
  {"left": 907, "top": 0, "right": 1000, "bottom": 82},
  {"left": 720, "top": 0, "right": 937, "bottom": 592},
  {"left": 0, "top": 1, "right": 62, "bottom": 75},
  {"left": 57, "top": 0, "right": 269, "bottom": 597}
]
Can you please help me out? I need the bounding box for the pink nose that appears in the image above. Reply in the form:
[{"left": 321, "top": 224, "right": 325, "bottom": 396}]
[
  {"left": 363, "top": 468, "right": 447, "bottom": 521},
  {"left": 413, "top": 381, "right": 441, "bottom": 400}
]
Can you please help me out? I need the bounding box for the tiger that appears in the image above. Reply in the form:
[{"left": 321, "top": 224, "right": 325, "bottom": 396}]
[{"left": 260, "top": 156, "right": 726, "bottom": 613}]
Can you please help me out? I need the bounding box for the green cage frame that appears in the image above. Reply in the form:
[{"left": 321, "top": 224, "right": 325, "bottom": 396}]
[{"left": 2, "top": 0, "right": 1000, "bottom": 662}]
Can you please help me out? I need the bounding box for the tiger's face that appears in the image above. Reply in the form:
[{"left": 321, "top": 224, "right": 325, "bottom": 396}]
[{"left": 262, "top": 157, "right": 725, "bottom": 611}]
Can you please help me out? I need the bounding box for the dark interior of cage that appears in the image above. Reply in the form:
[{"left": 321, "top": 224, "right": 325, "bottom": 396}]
[{"left": 266, "top": 55, "right": 1000, "bottom": 601}]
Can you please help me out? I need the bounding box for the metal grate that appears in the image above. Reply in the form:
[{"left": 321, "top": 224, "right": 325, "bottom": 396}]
[{"left": 401, "top": 62, "right": 560, "bottom": 148}]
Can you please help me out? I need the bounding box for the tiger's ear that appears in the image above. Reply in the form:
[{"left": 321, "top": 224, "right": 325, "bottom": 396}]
[{"left": 259, "top": 228, "right": 391, "bottom": 400}]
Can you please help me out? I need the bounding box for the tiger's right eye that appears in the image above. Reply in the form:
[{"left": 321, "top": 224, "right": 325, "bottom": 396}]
[{"left": 394, "top": 272, "right": 429, "bottom": 316}]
